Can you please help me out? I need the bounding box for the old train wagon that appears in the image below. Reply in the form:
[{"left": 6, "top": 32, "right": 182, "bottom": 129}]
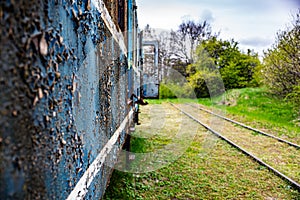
[{"left": 0, "top": 0, "right": 141, "bottom": 199}]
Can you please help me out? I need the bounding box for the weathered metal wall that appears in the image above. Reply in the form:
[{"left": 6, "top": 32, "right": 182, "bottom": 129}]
[{"left": 0, "top": 0, "right": 136, "bottom": 199}]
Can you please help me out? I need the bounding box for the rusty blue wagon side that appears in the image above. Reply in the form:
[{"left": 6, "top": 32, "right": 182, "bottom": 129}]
[{"left": 0, "top": 0, "right": 141, "bottom": 199}]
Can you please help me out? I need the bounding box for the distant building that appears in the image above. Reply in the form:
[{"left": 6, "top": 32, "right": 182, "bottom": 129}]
[{"left": 142, "top": 40, "right": 160, "bottom": 98}]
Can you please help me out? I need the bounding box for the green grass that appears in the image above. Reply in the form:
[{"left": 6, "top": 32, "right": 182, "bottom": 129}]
[
  {"left": 105, "top": 138, "right": 300, "bottom": 199},
  {"left": 104, "top": 103, "right": 300, "bottom": 199},
  {"left": 196, "top": 87, "right": 300, "bottom": 138}
]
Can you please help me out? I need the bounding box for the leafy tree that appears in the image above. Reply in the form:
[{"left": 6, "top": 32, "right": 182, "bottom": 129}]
[
  {"left": 259, "top": 10, "right": 300, "bottom": 101},
  {"left": 190, "top": 37, "right": 261, "bottom": 92},
  {"left": 186, "top": 46, "right": 223, "bottom": 97}
]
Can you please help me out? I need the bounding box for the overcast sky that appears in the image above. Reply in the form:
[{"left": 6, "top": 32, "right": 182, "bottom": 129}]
[{"left": 136, "top": 0, "right": 299, "bottom": 55}]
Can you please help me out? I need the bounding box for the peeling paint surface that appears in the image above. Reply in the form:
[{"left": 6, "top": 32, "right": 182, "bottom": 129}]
[{"left": 0, "top": 0, "right": 135, "bottom": 199}]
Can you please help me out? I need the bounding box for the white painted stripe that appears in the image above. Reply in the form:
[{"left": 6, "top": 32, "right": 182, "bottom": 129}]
[
  {"left": 91, "top": 0, "right": 128, "bottom": 56},
  {"left": 66, "top": 110, "right": 134, "bottom": 200}
]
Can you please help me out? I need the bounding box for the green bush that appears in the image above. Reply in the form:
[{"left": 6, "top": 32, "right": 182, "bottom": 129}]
[
  {"left": 186, "top": 39, "right": 261, "bottom": 98},
  {"left": 159, "top": 84, "right": 176, "bottom": 99},
  {"left": 159, "top": 83, "right": 195, "bottom": 99},
  {"left": 285, "top": 85, "right": 300, "bottom": 109}
]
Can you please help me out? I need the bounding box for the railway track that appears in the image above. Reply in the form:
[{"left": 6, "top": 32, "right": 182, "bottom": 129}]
[
  {"left": 170, "top": 103, "right": 300, "bottom": 192},
  {"left": 187, "top": 103, "right": 300, "bottom": 149}
]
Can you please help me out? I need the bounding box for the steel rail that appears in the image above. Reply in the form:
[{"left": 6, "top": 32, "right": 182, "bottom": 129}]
[
  {"left": 170, "top": 103, "right": 300, "bottom": 192},
  {"left": 187, "top": 103, "right": 300, "bottom": 149}
]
